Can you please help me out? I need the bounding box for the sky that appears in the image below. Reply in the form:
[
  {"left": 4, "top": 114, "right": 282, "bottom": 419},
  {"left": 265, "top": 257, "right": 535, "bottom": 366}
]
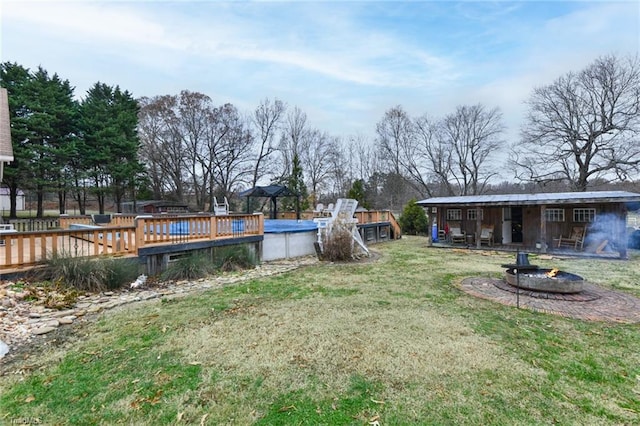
[{"left": 1, "top": 0, "right": 639, "bottom": 148}]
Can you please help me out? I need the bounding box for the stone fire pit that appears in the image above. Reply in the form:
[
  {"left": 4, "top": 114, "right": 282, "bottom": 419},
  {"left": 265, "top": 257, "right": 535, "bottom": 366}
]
[{"left": 505, "top": 268, "right": 585, "bottom": 294}]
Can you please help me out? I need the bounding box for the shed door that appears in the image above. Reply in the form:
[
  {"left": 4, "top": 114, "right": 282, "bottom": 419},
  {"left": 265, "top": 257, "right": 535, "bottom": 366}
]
[{"left": 502, "top": 208, "right": 512, "bottom": 244}]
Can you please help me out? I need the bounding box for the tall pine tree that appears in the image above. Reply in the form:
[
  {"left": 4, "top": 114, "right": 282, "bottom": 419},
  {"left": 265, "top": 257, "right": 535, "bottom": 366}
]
[
  {"left": 79, "top": 83, "right": 143, "bottom": 213},
  {"left": 284, "top": 153, "right": 309, "bottom": 217},
  {"left": 0, "top": 64, "right": 78, "bottom": 217}
]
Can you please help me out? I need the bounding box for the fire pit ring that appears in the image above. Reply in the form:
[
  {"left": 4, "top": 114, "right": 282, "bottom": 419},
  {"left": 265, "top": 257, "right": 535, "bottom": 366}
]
[{"left": 505, "top": 268, "right": 584, "bottom": 294}]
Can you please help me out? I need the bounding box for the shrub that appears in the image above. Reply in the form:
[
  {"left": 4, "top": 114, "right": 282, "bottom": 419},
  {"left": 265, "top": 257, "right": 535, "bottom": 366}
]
[
  {"left": 160, "top": 252, "right": 217, "bottom": 281},
  {"left": 43, "top": 254, "right": 140, "bottom": 292},
  {"left": 322, "top": 222, "right": 355, "bottom": 262},
  {"left": 214, "top": 245, "right": 258, "bottom": 272},
  {"left": 104, "top": 258, "right": 141, "bottom": 289},
  {"left": 399, "top": 199, "right": 429, "bottom": 235}
]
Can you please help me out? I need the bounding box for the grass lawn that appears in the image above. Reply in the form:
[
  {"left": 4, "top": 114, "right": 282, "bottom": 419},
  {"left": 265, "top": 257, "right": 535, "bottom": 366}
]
[{"left": 1, "top": 237, "right": 639, "bottom": 425}]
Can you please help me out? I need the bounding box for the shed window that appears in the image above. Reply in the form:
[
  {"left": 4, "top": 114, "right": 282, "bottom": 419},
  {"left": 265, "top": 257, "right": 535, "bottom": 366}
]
[
  {"left": 467, "top": 209, "right": 483, "bottom": 220},
  {"left": 573, "top": 208, "right": 596, "bottom": 223},
  {"left": 544, "top": 208, "right": 565, "bottom": 222},
  {"left": 446, "top": 209, "right": 461, "bottom": 221}
]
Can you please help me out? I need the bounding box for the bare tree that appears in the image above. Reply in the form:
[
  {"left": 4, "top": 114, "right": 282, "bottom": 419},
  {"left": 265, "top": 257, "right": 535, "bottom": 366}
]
[
  {"left": 139, "top": 92, "right": 253, "bottom": 211},
  {"left": 324, "top": 137, "right": 352, "bottom": 198},
  {"left": 350, "top": 133, "right": 380, "bottom": 183},
  {"left": 277, "top": 106, "right": 308, "bottom": 180},
  {"left": 405, "top": 113, "right": 444, "bottom": 197},
  {"left": 375, "top": 105, "right": 414, "bottom": 176},
  {"left": 176, "top": 91, "right": 218, "bottom": 209},
  {"left": 374, "top": 106, "right": 417, "bottom": 210},
  {"left": 209, "top": 104, "right": 254, "bottom": 203},
  {"left": 512, "top": 54, "right": 640, "bottom": 191},
  {"left": 440, "top": 104, "right": 505, "bottom": 195},
  {"left": 138, "top": 95, "right": 188, "bottom": 201},
  {"left": 251, "top": 98, "right": 286, "bottom": 187},
  {"left": 300, "top": 129, "right": 339, "bottom": 204}
]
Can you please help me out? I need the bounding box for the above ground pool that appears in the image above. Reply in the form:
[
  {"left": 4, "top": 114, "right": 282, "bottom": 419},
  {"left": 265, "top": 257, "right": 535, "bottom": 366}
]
[{"left": 263, "top": 219, "right": 318, "bottom": 234}]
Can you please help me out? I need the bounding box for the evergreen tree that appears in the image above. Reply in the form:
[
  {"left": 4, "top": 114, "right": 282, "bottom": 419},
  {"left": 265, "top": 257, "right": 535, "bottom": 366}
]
[
  {"left": 79, "top": 83, "right": 144, "bottom": 213},
  {"left": 347, "top": 179, "right": 369, "bottom": 209},
  {"left": 0, "top": 63, "right": 78, "bottom": 217},
  {"left": 284, "top": 153, "right": 309, "bottom": 215},
  {"left": 399, "top": 198, "right": 428, "bottom": 235},
  {"left": 0, "top": 62, "right": 32, "bottom": 218}
]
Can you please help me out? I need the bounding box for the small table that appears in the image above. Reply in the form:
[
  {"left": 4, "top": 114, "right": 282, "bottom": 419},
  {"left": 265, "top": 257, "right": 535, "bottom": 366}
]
[{"left": 466, "top": 234, "right": 475, "bottom": 245}]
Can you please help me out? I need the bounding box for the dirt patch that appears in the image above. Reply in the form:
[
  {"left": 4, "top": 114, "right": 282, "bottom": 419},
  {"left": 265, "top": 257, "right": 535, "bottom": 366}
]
[{"left": 1, "top": 318, "right": 88, "bottom": 376}]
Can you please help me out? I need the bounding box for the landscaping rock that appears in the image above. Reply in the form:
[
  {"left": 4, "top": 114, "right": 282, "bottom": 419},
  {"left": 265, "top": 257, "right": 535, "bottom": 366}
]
[{"left": 32, "top": 326, "right": 56, "bottom": 335}]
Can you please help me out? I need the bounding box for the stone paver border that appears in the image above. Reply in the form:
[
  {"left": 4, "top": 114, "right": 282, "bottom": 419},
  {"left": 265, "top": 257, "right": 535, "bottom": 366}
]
[{"left": 459, "top": 277, "right": 640, "bottom": 323}]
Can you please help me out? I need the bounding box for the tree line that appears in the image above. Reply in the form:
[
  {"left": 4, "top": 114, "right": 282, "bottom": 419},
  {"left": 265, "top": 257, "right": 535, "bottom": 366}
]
[
  {"left": 1, "top": 54, "right": 638, "bottom": 218},
  {"left": 0, "top": 63, "right": 142, "bottom": 217}
]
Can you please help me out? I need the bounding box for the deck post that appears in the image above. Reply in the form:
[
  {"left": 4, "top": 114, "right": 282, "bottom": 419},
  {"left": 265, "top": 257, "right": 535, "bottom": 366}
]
[
  {"left": 210, "top": 215, "right": 217, "bottom": 240},
  {"left": 476, "top": 207, "right": 482, "bottom": 248},
  {"left": 135, "top": 215, "right": 152, "bottom": 254},
  {"left": 540, "top": 205, "right": 547, "bottom": 253}
]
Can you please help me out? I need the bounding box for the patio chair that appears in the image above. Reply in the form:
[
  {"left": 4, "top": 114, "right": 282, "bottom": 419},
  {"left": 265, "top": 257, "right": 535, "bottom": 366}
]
[
  {"left": 479, "top": 225, "right": 494, "bottom": 246},
  {"left": 557, "top": 226, "right": 586, "bottom": 250},
  {"left": 323, "top": 203, "right": 335, "bottom": 217},
  {"left": 449, "top": 224, "right": 466, "bottom": 244},
  {"left": 213, "top": 196, "right": 229, "bottom": 215}
]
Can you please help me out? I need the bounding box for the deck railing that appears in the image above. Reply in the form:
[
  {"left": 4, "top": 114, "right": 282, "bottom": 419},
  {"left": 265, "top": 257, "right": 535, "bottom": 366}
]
[
  {"left": 278, "top": 209, "right": 402, "bottom": 239},
  {"left": 0, "top": 211, "right": 396, "bottom": 271},
  {"left": 0, "top": 213, "right": 263, "bottom": 271}
]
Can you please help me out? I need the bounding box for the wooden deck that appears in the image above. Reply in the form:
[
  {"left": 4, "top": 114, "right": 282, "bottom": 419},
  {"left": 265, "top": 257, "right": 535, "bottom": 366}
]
[
  {"left": 0, "top": 210, "right": 398, "bottom": 273},
  {"left": 0, "top": 213, "right": 263, "bottom": 272}
]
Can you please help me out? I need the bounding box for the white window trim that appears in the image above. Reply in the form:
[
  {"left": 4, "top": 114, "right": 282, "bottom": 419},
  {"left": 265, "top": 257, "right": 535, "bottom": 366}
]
[
  {"left": 545, "top": 208, "right": 565, "bottom": 222},
  {"left": 446, "top": 209, "right": 461, "bottom": 221},
  {"left": 573, "top": 208, "right": 596, "bottom": 223},
  {"left": 467, "top": 208, "right": 484, "bottom": 220}
]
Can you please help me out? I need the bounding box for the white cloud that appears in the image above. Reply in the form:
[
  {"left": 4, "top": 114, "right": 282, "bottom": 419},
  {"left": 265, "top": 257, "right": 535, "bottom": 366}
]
[
  {"left": 1, "top": 0, "right": 636, "bottom": 142},
  {"left": 3, "top": 1, "right": 184, "bottom": 50}
]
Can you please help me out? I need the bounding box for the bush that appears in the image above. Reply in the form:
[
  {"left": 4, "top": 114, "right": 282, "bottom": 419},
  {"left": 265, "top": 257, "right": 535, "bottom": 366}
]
[
  {"left": 322, "top": 222, "right": 355, "bottom": 262},
  {"left": 399, "top": 199, "right": 429, "bottom": 235},
  {"left": 214, "top": 245, "right": 258, "bottom": 272},
  {"left": 43, "top": 254, "right": 140, "bottom": 292},
  {"left": 160, "top": 252, "right": 218, "bottom": 281},
  {"left": 104, "top": 258, "right": 141, "bottom": 289}
]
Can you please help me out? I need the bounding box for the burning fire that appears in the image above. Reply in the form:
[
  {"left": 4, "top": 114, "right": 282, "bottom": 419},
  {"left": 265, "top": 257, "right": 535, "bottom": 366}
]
[{"left": 546, "top": 268, "right": 560, "bottom": 278}]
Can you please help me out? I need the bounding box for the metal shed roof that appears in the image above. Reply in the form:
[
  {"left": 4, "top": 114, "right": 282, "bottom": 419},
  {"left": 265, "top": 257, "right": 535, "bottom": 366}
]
[{"left": 417, "top": 191, "right": 640, "bottom": 207}]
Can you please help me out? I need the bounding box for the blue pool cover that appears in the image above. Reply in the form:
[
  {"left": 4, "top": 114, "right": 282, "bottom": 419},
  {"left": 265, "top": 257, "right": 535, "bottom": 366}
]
[{"left": 264, "top": 219, "right": 318, "bottom": 234}]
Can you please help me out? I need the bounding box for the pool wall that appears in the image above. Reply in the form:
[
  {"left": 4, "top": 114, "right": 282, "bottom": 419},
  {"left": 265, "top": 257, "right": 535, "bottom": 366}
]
[
  {"left": 263, "top": 231, "right": 317, "bottom": 261},
  {"left": 262, "top": 220, "right": 318, "bottom": 261}
]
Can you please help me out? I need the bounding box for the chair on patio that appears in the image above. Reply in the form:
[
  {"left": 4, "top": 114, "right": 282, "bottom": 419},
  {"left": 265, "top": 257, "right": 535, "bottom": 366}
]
[
  {"left": 449, "top": 224, "right": 466, "bottom": 244},
  {"left": 557, "top": 226, "right": 586, "bottom": 250},
  {"left": 323, "top": 203, "right": 335, "bottom": 217},
  {"left": 213, "top": 196, "right": 229, "bottom": 215},
  {"left": 479, "top": 225, "right": 494, "bottom": 246}
]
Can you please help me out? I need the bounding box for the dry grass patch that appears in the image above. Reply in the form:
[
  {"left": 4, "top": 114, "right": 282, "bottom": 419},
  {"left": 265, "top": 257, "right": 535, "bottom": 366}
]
[{"left": 167, "top": 292, "right": 539, "bottom": 422}]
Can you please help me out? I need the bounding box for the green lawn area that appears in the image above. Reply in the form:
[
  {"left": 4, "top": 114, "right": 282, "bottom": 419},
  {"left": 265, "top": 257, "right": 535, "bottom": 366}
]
[{"left": 1, "top": 237, "right": 639, "bottom": 425}]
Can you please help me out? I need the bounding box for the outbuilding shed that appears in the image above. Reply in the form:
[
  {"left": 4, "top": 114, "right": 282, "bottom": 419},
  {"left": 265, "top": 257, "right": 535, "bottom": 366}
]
[{"left": 417, "top": 191, "right": 640, "bottom": 258}]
